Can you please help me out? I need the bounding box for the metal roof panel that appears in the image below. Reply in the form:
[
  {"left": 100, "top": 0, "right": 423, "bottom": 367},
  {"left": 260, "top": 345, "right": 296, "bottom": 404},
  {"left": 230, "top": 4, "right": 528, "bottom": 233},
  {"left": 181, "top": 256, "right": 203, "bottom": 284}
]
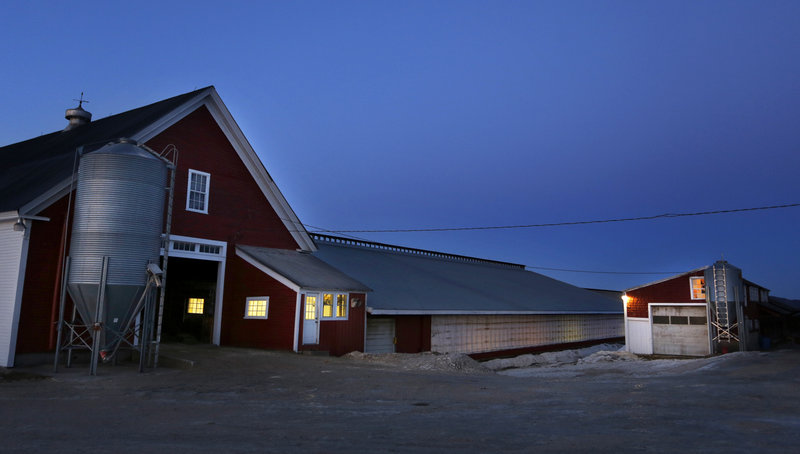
[{"left": 312, "top": 238, "right": 623, "bottom": 314}]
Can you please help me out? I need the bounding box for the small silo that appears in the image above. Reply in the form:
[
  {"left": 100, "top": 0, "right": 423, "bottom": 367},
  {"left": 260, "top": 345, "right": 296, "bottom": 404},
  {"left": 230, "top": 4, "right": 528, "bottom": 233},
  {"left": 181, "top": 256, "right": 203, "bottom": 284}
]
[
  {"left": 704, "top": 260, "right": 744, "bottom": 350},
  {"left": 67, "top": 139, "right": 168, "bottom": 353}
]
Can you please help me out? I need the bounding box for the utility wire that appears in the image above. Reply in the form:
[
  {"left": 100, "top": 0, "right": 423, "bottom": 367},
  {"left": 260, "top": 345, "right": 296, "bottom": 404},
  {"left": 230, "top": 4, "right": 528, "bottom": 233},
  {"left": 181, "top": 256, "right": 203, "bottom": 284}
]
[
  {"left": 524, "top": 265, "right": 683, "bottom": 275},
  {"left": 305, "top": 202, "right": 800, "bottom": 233}
]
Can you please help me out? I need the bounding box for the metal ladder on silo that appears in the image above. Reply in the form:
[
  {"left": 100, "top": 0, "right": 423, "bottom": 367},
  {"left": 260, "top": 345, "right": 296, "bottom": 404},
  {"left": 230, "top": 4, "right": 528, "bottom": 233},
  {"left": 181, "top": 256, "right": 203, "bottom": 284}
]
[{"left": 711, "top": 263, "right": 738, "bottom": 344}]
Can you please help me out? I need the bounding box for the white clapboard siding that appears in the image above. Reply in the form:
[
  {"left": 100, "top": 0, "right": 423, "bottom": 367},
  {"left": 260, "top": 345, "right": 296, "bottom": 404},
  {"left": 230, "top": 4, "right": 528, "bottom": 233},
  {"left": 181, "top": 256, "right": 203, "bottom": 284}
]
[
  {"left": 431, "top": 314, "right": 623, "bottom": 354},
  {"left": 0, "top": 220, "right": 28, "bottom": 367}
]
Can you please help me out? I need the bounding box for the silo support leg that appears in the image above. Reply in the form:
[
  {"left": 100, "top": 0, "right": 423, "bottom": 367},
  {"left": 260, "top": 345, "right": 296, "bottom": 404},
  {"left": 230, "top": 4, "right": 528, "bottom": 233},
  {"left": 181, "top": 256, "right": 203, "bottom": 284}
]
[
  {"left": 89, "top": 257, "right": 109, "bottom": 376},
  {"left": 53, "top": 258, "right": 71, "bottom": 373}
]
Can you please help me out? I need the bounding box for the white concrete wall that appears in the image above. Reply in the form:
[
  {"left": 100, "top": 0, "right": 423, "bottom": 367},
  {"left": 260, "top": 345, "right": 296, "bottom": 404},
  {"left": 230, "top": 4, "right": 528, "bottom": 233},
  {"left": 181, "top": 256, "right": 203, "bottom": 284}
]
[
  {"left": 0, "top": 220, "right": 29, "bottom": 367},
  {"left": 626, "top": 318, "right": 653, "bottom": 355},
  {"left": 430, "top": 314, "right": 623, "bottom": 355}
]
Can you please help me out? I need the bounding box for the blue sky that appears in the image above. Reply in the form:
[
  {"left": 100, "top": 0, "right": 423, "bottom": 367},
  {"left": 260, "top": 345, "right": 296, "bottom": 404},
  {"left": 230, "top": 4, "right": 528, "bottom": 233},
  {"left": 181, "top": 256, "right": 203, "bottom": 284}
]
[{"left": 2, "top": 1, "right": 798, "bottom": 296}]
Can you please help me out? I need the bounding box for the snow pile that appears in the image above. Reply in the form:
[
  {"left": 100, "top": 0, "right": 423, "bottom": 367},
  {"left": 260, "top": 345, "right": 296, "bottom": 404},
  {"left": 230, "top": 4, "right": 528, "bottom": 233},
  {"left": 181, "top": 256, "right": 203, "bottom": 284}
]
[
  {"left": 344, "top": 351, "right": 491, "bottom": 374},
  {"left": 577, "top": 350, "right": 640, "bottom": 364},
  {"left": 483, "top": 344, "right": 625, "bottom": 371}
]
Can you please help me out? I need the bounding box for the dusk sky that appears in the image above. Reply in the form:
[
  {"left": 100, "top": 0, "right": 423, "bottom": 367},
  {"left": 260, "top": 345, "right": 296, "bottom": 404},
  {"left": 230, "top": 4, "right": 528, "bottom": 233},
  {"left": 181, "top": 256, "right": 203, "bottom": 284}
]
[{"left": 2, "top": 1, "right": 798, "bottom": 297}]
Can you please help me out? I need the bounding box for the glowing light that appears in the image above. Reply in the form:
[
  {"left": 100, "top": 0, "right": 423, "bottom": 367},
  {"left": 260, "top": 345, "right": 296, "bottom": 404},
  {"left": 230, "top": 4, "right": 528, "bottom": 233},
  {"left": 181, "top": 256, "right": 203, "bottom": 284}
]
[
  {"left": 622, "top": 294, "right": 630, "bottom": 306},
  {"left": 246, "top": 298, "right": 268, "bottom": 318},
  {"left": 187, "top": 298, "right": 204, "bottom": 314}
]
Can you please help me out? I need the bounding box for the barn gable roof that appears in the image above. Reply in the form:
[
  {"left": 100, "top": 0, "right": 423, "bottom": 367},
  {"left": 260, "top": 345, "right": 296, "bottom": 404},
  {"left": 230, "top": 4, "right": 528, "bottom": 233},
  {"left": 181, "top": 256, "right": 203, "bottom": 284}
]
[
  {"left": 0, "top": 86, "right": 314, "bottom": 250},
  {"left": 310, "top": 234, "right": 623, "bottom": 315},
  {"left": 623, "top": 267, "right": 709, "bottom": 293},
  {"left": 0, "top": 88, "right": 204, "bottom": 214}
]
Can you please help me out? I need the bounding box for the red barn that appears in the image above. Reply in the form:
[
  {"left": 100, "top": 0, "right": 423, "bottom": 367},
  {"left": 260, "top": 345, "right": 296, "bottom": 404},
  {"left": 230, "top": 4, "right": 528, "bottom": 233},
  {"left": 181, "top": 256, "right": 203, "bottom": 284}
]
[
  {"left": 1, "top": 87, "right": 623, "bottom": 367},
  {"left": 0, "top": 87, "right": 369, "bottom": 367},
  {"left": 623, "top": 261, "right": 768, "bottom": 356}
]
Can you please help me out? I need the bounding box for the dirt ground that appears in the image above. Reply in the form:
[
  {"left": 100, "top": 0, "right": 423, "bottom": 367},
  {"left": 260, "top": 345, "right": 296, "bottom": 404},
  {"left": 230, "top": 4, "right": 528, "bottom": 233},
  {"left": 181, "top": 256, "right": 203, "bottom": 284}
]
[{"left": 1, "top": 344, "right": 799, "bottom": 453}]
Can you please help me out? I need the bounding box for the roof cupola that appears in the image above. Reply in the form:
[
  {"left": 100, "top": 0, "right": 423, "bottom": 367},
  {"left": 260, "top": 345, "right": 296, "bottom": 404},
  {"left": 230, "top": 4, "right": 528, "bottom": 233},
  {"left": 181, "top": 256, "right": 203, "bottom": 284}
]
[{"left": 64, "top": 93, "right": 92, "bottom": 130}]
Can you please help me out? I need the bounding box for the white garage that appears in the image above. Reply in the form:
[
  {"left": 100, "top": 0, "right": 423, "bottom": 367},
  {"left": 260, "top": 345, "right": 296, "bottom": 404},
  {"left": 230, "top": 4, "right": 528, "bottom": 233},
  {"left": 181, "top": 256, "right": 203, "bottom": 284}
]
[{"left": 651, "top": 305, "right": 710, "bottom": 356}]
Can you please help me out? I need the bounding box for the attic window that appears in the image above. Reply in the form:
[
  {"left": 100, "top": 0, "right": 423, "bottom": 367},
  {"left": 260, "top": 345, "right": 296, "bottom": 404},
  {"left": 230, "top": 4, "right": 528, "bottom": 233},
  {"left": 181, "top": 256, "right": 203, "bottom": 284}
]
[
  {"left": 187, "top": 169, "right": 210, "bottom": 214},
  {"left": 690, "top": 277, "right": 706, "bottom": 300}
]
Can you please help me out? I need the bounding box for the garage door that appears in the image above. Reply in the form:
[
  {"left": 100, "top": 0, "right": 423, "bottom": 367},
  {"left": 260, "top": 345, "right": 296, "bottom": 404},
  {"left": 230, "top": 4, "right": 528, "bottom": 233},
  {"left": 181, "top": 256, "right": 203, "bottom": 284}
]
[
  {"left": 652, "top": 305, "right": 709, "bottom": 356},
  {"left": 365, "top": 317, "right": 395, "bottom": 353}
]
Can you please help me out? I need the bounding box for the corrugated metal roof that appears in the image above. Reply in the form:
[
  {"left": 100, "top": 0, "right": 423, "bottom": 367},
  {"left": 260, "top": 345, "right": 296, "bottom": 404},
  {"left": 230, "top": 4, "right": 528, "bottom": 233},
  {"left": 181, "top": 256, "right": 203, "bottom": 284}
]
[
  {"left": 0, "top": 87, "right": 209, "bottom": 213},
  {"left": 236, "top": 245, "right": 371, "bottom": 292},
  {"left": 311, "top": 237, "right": 623, "bottom": 315}
]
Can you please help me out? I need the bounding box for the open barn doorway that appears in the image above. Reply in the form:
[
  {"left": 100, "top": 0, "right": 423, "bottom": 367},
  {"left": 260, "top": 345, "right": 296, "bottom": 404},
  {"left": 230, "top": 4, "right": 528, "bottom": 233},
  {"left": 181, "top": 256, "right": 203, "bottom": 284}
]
[{"left": 161, "top": 257, "right": 219, "bottom": 343}]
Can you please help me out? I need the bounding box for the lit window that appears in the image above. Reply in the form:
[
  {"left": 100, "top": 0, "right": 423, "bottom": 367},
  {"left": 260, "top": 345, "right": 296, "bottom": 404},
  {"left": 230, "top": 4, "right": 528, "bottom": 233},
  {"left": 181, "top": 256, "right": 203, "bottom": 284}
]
[
  {"left": 337, "top": 294, "right": 347, "bottom": 318},
  {"left": 322, "top": 293, "right": 334, "bottom": 317},
  {"left": 245, "top": 297, "right": 269, "bottom": 319},
  {"left": 319, "top": 292, "right": 348, "bottom": 320},
  {"left": 690, "top": 277, "right": 706, "bottom": 300},
  {"left": 305, "top": 294, "right": 317, "bottom": 320},
  {"left": 186, "top": 169, "right": 210, "bottom": 214},
  {"left": 187, "top": 298, "right": 204, "bottom": 314}
]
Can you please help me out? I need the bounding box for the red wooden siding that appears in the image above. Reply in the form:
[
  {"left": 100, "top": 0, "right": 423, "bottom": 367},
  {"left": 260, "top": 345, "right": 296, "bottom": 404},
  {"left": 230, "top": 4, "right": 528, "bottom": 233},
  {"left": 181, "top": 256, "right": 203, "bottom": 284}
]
[
  {"left": 221, "top": 254, "right": 297, "bottom": 350},
  {"left": 395, "top": 316, "right": 431, "bottom": 353},
  {"left": 145, "top": 106, "right": 299, "bottom": 250},
  {"left": 16, "top": 106, "right": 302, "bottom": 357},
  {"left": 16, "top": 196, "right": 72, "bottom": 354},
  {"left": 626, "top": 271, "right": 705, "bottom": 318},
  {"left": 299, "top": 293, "right": 366, "bottom": 356}
]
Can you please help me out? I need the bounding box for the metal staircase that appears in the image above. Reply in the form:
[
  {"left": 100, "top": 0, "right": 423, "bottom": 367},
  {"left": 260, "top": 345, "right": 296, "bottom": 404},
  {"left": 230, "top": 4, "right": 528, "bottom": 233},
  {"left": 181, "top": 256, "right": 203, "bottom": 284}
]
[{"left": 711, "top": 263, "right": 738, "bottom": 344}]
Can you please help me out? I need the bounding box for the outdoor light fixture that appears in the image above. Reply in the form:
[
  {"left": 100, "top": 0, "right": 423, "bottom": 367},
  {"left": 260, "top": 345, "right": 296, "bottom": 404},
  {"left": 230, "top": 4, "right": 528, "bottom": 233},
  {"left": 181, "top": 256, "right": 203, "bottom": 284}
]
[
  {"left": 350, "top": 297, "right": 362, "bottom": 308},
  {"left": 5, "top": 214, "right": 49, "bottom": 232},
  {"left": 621, "top": 294, "right": 630, "bottom": 306},
  {"left": 12, "top": 218, "right": 26, "bottom": 232}
]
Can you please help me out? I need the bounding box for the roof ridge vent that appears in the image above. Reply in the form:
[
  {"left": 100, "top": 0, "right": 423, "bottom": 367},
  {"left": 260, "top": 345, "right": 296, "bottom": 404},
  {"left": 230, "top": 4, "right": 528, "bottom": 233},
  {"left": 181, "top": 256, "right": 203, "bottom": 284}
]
[
  {"left": 64, "top": 93, "right": 92, "bottom": 131},
  {"left": 310, "top": 233, "right": 526, "bottom": 270}
]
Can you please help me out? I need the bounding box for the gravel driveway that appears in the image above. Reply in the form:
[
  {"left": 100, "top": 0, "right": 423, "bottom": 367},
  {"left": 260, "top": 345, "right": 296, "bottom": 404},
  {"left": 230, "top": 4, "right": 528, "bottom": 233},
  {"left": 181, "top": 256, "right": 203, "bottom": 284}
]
[{"left": 1, "top": 344, "right": 798, "bottom": 453}]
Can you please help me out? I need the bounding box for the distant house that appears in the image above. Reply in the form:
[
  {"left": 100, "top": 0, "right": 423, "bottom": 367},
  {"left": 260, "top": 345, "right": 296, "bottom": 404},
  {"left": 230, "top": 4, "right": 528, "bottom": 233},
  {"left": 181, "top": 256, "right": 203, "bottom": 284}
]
[
  {"left": 1, "top": 86, "right": 622, "bottom": 367},
  {"left": 623, "top": 261, "right": 768, "bottom": 356}
]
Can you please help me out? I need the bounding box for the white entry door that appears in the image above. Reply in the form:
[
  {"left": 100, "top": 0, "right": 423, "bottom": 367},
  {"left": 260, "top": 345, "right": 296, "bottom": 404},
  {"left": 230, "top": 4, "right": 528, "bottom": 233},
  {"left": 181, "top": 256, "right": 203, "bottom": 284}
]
[{"left": 303, "top": 293, "right": 319, "bottom": 344}]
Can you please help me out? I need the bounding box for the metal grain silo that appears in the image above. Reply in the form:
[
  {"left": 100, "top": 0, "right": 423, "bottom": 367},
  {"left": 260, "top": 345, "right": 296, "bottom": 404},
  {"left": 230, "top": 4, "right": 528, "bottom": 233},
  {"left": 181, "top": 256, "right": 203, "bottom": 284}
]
[{"left": 66, "top": 139, "right": 168, "bottom": 352}]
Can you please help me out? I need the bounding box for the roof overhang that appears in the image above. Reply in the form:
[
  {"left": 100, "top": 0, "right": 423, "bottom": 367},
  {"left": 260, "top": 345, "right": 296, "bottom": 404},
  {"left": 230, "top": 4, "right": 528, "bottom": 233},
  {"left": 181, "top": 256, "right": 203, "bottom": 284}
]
[
  {"left": 236, "top": 246, "right": 302, "bottom": 292},
  {"left": 236, "top": 245, "right": 371, "bottom": 294}
]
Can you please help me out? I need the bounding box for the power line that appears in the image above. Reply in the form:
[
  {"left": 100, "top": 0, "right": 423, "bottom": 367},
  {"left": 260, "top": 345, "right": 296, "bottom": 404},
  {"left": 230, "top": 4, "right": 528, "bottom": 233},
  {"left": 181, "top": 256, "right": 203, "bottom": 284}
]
[
  {"left": 525, "top": 265, "right": 682, "bottom": 275},
  {"left": 305, "top": 202, "right": 800, "bottom": 233}
]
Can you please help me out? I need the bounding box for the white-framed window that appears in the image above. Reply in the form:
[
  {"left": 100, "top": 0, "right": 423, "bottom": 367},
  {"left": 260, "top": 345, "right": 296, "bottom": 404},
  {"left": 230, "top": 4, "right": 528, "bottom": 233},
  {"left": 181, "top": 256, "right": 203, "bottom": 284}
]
[
  {"left": 319, "top": 292, "right": 348, "bottom": 320},
  {"left": 245, "top": 297, "right": 269, "bottom": 319},
  {"left": 690, "top": 277, "right": 706, "bottom": 300},
  {"left": 186, "top": 169, "right": 210, "bottom": 214},
  {"left": 187, "top": 298, "right": 205, "bottom": 315}
]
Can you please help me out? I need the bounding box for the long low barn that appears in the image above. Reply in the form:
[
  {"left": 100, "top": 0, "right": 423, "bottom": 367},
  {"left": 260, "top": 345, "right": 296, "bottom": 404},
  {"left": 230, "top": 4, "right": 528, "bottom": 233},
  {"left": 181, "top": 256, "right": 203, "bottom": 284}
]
[{"left": 310, "top": 234, "right": 624, "bottom": 357}]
